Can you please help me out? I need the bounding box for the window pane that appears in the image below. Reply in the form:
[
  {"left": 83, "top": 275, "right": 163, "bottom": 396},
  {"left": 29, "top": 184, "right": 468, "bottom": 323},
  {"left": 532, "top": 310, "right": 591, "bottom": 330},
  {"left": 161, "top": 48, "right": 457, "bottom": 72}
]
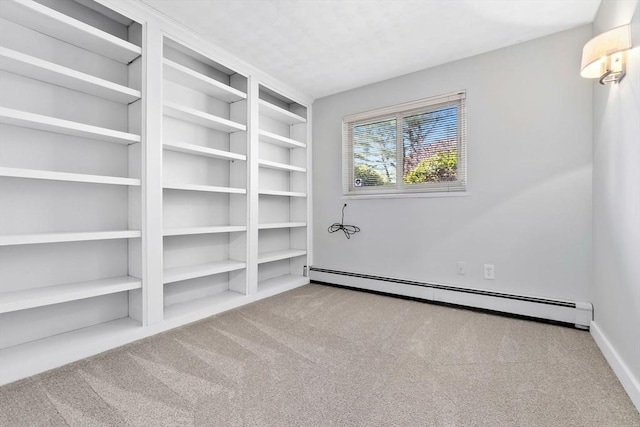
[
  {"left": 353, "top": 119, "right": 397, "bottom": 187},
  {"left": 402, "top": 106, "right": 458, "bottom": 184}
]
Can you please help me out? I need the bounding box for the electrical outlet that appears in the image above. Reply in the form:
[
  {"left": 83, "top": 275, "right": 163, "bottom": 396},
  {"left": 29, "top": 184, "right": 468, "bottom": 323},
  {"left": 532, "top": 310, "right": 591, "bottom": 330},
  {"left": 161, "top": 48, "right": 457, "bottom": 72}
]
[
  {"left": 457, "top": 261, "right": 466, "bottom": 275},
  {"left": 484, "top": 264, "right": 495, "bottom": 280}
]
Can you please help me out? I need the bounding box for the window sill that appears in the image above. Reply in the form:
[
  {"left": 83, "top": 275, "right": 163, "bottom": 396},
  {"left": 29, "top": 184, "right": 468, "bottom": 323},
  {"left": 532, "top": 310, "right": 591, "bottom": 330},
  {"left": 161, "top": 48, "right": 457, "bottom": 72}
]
[{"left": 341, "top": 191, "right": 470, "bottom": 200}]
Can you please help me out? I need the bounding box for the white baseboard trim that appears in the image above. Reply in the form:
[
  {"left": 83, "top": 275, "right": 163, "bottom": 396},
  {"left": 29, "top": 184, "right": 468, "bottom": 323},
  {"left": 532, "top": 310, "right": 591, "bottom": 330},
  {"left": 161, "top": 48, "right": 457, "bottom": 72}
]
[
  {"left": 310, "top": 267, "right": 593, "bottom": 328},
  {"left": 590, "top": 320, "right": 640, "bottom": 411}
]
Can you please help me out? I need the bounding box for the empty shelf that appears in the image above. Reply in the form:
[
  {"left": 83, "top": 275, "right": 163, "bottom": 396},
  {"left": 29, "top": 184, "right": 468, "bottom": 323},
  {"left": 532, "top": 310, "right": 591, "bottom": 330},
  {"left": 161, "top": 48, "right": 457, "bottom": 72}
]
[
  {"left": 163, "top": 59, "right": 246, "bottom": 103},
  {"left": 163, "top": 290, "right": 244, "bottom": 321},
  {"left": 163, "top": 141, "right": 246, "bottom": 161},
  {"left": 0, "top": 48, "right": 141, "bottom": 104},
  {"left": 164, "top": 260, "right": 246, "bottom": 284},
  {"left": 0, "top": 167, "right": 140, "bottom": 186},
  {"left": 258, "top": 100, "right": 306, "bottom": 125},
  {"left": 163, "top": 183, "right": 246, "bottom": 194},
  {"left": 0, "top": 230, "right": 141, "bottom": 246},
  {"left": 1, "top": 0, "right": 141, "bottom": 64},
  {"left": 0, "top": 276, "right": 142, "bottom": 314},
  {"left": 164, "top": 102, "right": 246, "bottom": 133},
  {"left": 258, "top": 222, "right": 307, "bottom": 230},
  {"left": 259, "top": 190, "right": 307, "bottom": 198},
  {"left": 163, "top": 225, "right": 247, "bottom": 236},
  {"left": 258, "top": 130, "right": 306, "bottom": 149},
  {"left": 258, "top": 249, "right": 307, "bottom": 264},
  {"left": 258, "top": 274, "right": 309, "bottom": 294},
  {"left": 0, "top": 317, "right": 141, "bottom": 385},
  {"left": 258, "top": 159, "right": 306, "bottom": 173},
  {"left": 0, "top": 107, "right": 141, "bottom": 145}
]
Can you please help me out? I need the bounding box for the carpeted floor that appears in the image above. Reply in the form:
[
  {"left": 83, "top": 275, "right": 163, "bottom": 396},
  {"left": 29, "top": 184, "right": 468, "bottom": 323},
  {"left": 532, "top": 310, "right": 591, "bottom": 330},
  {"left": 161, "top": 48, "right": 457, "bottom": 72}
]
[{"left": 0, "top": 283, "right": 638, "bottom": 426}]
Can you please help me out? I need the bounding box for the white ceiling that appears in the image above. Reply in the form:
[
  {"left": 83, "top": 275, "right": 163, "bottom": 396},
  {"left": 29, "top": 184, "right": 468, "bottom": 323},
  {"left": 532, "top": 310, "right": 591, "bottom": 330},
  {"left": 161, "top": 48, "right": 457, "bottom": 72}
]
[{"left": 139, "top": 0, "right": 601, "bottom": 100}]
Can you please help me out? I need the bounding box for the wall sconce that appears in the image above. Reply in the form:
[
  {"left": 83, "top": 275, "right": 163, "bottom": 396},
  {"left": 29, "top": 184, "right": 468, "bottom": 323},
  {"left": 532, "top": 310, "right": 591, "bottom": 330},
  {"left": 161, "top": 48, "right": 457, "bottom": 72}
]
[{"left": 581, "top": 24, "right": 632, "bottom": 85}]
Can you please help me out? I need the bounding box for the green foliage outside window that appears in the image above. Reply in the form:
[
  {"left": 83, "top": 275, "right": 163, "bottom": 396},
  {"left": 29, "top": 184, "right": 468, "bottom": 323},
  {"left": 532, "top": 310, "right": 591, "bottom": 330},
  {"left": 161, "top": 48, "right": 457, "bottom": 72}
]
[{"left": 403, "top": 150, "right": 457, "bottom": 184}]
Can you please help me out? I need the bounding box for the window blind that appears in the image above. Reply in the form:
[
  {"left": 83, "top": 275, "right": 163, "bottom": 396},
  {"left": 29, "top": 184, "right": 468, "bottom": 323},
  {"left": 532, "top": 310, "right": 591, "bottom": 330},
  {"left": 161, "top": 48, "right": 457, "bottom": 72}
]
[{"left": 343, "top": 91, "right": 466, "bottom": 196}]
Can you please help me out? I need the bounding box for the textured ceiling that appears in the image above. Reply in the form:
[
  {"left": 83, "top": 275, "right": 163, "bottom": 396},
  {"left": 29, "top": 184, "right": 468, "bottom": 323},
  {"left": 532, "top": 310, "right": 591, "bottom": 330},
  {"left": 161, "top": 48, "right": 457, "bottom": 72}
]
[{"left": 139, "top": 0, "right": 601, "bottom": 100}]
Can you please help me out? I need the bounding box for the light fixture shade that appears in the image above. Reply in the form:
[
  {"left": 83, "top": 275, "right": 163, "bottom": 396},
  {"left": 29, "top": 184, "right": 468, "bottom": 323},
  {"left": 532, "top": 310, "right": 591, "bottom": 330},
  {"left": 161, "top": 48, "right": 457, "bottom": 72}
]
[{"left": 581, "top": 24, "right": 632, "bottom": 78}]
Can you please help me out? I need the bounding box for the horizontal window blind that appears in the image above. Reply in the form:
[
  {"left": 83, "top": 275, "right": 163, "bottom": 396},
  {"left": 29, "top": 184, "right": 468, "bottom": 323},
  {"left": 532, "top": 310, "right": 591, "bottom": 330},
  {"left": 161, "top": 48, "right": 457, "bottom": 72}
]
[{"left": 343, "top": 91, "right": 466, "bottom": 196}]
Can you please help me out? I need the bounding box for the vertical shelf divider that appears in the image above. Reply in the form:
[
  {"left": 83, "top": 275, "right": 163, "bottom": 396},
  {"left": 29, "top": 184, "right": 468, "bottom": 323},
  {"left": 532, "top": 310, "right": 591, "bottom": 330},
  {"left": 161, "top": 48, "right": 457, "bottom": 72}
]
[
  {"left": 143, "top": 23, "right": 165, "bottom": 326},
  {"left": 247, "top": 77, "right": 260, "bottom": 295}
]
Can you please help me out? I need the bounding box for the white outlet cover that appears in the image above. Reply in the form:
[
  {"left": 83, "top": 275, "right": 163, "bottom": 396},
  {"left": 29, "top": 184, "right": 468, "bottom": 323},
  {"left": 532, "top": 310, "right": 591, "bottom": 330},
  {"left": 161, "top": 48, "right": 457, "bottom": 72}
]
[{"left": 484, "top": 264, "right": 495, "bottom": 280}]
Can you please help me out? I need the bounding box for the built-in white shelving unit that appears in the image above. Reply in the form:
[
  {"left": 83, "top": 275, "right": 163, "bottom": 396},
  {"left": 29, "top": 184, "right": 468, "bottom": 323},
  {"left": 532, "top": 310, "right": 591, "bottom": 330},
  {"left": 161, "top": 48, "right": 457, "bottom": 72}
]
[
  {"left": 0, "top": 0, "right": 311, "bottom": 385},
  {"left": 161, "top": 37, "right": 249, "bottom": 320},
  {"left": 257, "top": 85, "right": 309, "bottom": 293},
  {"left": 0, "top": 0, "right": 144, "bottom": 377}
]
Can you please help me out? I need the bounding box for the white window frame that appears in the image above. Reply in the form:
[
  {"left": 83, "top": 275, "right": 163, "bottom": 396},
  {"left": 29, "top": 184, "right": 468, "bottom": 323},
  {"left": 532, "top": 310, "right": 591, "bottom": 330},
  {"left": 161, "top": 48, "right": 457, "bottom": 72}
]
[{"left": 342, "top": 91, "right": 467, "bottom": 198}]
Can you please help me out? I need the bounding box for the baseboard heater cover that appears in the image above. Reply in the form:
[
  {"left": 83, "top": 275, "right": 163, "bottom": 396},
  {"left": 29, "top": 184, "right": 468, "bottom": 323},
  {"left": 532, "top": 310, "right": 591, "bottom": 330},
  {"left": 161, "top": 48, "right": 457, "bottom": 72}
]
[{"left": 309, "top": 267, "right": 592, "bottom": 328}]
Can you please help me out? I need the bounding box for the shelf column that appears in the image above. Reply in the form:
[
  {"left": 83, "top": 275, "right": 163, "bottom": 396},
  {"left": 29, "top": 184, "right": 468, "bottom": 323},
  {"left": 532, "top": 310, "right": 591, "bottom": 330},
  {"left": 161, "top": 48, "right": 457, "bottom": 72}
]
[
  {"left": 247, "top": 76, "right": 260, "bottom": 295},
  {"left": 143, "top": 22, "right": 164, "bottom": 325}
]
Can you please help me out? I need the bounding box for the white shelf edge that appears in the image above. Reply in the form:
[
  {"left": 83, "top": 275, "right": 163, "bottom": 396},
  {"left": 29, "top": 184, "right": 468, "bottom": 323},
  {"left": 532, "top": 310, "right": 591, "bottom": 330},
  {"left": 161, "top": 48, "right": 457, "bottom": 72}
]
[
  {"left": 163, "top": 141, "right": 246, "bottom": 161},
  {"left": 259, "top": 190, "right": 307, "bottom": 198},
  {"left": 0, "top": 230, "right": 142, "bottom": 246},
  {"left": 0, "top": 167, "right": 140, "bottom": 186},
  {"left": 163, "top": 290, "right": 245, "bottom": 321},
  {"left": 163, "top": 102, "right": 246, "bottom": 133},
  {"left": 0, "top": 317, "right": 142, "bottom": 386},
  {"left": 258, "top": 159, "right": 306, "bottom": 173},
  {"left": 0, "top": 107, "right": 141, "bottom": 145},
  {"left": 1, "top": 0, "right": 141, "bottom": 64},
  {"left": 258, "top": 99, "right": 307, "bottom": 125},
  {"left": 164, "top": 260, "right": 246, "bottom": 284},
  {"left": 257, "top": 130, "right": 306, "bottom": 149},
  {"left": 257, "top": 274, "right": 310, "bottom": 294},
  {"left": 163, "top": 183, "right": 246, "bottom": 194},
  {"left": 258, "top": 222, "right": 307, "bottom": 230},
  {"left": 163, "top": 225, "right": 247, "bottom": 236},
  {"left": 0, "top": 47, "right": 141, "bottom": 104},
  {"left": 163, "top": 59, "right": 246, "bottom": 102},
  {"left": 0, "top": 276, "right": 141, "bottom": 314},
  {"left": 257, "top": 249, "right": 307, "bottom": 264}
]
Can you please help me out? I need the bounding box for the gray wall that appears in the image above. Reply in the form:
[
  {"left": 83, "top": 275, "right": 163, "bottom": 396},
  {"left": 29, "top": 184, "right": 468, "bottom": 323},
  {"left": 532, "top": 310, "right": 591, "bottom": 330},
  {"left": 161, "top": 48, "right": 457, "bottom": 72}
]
[
  {"left": 312, "top": 25, "right": 593, "bottom": 302},
  {"left": 591, "top": 0, "right": 640, "bottom": 402}
]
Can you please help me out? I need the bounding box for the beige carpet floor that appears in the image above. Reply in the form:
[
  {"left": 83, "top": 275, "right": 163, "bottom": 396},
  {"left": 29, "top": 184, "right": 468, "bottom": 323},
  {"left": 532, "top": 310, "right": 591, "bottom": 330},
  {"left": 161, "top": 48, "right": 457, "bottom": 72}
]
[{"left": 1, "top": 283, "right": 638, "bottom": 426}]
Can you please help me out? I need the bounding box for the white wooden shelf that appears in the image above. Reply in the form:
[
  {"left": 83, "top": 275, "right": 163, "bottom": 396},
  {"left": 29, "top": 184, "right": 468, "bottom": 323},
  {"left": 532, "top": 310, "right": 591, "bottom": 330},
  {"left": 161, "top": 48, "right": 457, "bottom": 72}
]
[
  {"left": 259, "top": 190, "right": 307, "bottom": 198},
  {"left": 163, "top": 225, "right": 247, "bottom": 237},
  {"left": 0, "top": 47, "right": 141, "bottom": 104},
  {"left": 0, "top": 230, "right": 141, "bottom": 246},
  {"left": 257, "top": 274, "right": 309, "bottom": 294},
  {"left": 258, "top": 99, "right": 306, "bottom": 125},
  {"left": 258, "top": 222, "right": 307, "bottom": 230},
  {"left": 0, "top": 107, "right": 141, "bottom": 145},
  {"left": 258, "top": 249, "right": 307, "bottom": 264},
  {"left": 258, "top": 130, "right": 306, "bottom": 149},
  {"left": 0, "top": 0, "right": 141, "bottom": 64},
  {"left": 258, "top": 159, "right": 306, "bottom": 173},
  {"left": 163, "top": 182, "right": 246, "bottom": 194},
  {"left": 0, "top": 276, "right": 141, "bottom": 314},
  {"left": 0, "top": 317, "right": 141, "bottom": 385},
  {"left": 0, "top": 167, "right": 140, "bottom": 186},
  {"left": 163, "top": 59, "right": 246, "bottom": 103},
  {"left": 164, "top": 260, "right": 246, "bottom": 284},
  {"left": 163, "top": 290, "right": 244, "bottom": 321},
  {"left": 164, "top": 102, "right": 246, "bottom": 133},
  {"left": 163, "top": 141, "right": 246, "bottom": 161}
]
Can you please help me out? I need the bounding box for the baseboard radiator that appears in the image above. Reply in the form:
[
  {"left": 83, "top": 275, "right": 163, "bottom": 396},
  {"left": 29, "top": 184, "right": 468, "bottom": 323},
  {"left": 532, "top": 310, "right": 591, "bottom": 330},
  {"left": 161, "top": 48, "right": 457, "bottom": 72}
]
[{"left": 309, "top": 267, "right": 593, "bottom": 329}]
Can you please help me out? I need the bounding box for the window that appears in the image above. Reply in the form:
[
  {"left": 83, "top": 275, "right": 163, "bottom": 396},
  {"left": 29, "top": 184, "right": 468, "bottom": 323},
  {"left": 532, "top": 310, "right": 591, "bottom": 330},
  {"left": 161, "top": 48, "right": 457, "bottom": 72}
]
[{"left": 343, "top": 91, "right": 466, "bottom": 196}]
